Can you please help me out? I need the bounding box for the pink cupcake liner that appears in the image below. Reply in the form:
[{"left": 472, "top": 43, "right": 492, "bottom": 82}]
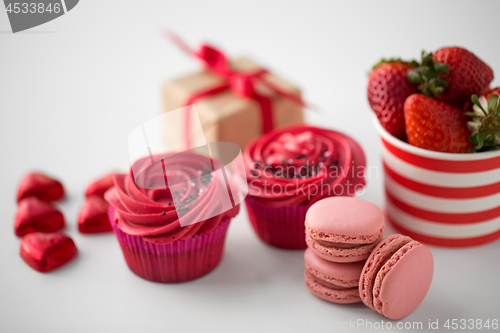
[
  {"left": 245, "top": 196, "right": 311, "bottom": 249},
  {"left": 109, "top": 207, "right": 231, "bottom": 283}
]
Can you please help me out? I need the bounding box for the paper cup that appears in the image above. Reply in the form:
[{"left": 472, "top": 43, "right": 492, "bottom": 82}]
[
  {"left": 373, "top": 116, "right": 500, "bottom": 247},
  {"left": 109, "top": 207, "right": 231, "bottom": 283},
  {"left": 245, "top": 196, "right": 310, "bottom": 249}
]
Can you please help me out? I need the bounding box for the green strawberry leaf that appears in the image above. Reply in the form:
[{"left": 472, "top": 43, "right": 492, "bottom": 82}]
[
  {"left": 372, "top": 58, "right": 400, "bottom": 69},
  {"left": 418, "top": 67, "right": 438, "bottom": 79},
  {"left": 470, "top": 131, "right": 492, "bottom": 151},
  {"left": 421, "top": 51, "right": 434, "bottom": 67},
  {"left": 407, "top": 70, "right": 424, "bottom": 84},
  {"left": 488, "top": 94, "right": 499, "bottom": 113},
  {"left": 469, "top": 132, "right": 480, "bottom": 149},
  {"left": 411, "top": 50, "right": 450, "bottom": 98},
  {"left": 479, "top": 134, "right": 498, "bottom": 149},
  {"left": 471, "top": 95, "right": 487, "bottom": 113},
  {"left": 433, "top": 61, "right": 450, "bottom": 75},
  {"left": 476, "top": 132, "right": 485, "bottom": 150},
  {"left": 469, "top": 94, "right": 500, "bottom": 151},
  {"left": 428, "top": 79, "right": 441, "bottom": 95},
  {"left": 371, "top": 57, "right": 417, "bottom": 70},
  {"left": 484, "top": 136, "right": 497, "bottom": 147},
  {"left": 410, "top": 60, "right": 420, "bottom": 68}
]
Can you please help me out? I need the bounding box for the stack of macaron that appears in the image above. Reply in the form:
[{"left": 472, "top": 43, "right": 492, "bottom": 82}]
[
  {"left": 304, "top": 196, "right": 435, "bottom": 320},
  {"left": 304, "top": 197, "right": 385, "bottom": 303}
]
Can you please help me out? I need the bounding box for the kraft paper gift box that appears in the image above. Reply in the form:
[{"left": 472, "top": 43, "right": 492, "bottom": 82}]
[{"left": 162, "top": 56, "right": 303, "bottom": 151}]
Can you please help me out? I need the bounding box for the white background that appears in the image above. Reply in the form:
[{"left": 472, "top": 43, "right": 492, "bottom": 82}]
[{"left": 1, "top": 1, "right": 500, "bottom": 332}]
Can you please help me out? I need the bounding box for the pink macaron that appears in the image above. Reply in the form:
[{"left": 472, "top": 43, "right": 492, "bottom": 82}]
[
  {"left": 304, "top": 248, "right": 364, "bottom": 304},
  {"left": 305, "top": 197, "right": 385, "bottom": 263},
  {"left": 359, "top": 234, "right": 434, "bottom": 320}
]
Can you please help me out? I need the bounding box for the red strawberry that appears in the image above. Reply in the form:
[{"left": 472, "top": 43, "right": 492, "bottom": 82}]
[
  {"left": 433, "top": 47, "right": 493, "bottom": 107},
  {"left": 20, "top": 232, "right": 77, "bottom": 272},
  {"left": 77, "top": 195, "right": 111, "bottom": 233},
  {"left": 17, "top": 172, "right": 65, "bottom": 203},
  {"left": 485, "top": 87, "right": 500, "bottom": 101},
  {"left": 368, "top": 60, "right": 418, "bottom": 139},
  {"left": 463, "top": 87, "right": 500, "bottom": 111},
  {"left": 15, "top": 197, "right": 65, "bottom": 237},
  {"left": 84, "top": 173, "right": 116, "bottom": 198},
  {"left": 404, "top": 94, "right": 473, "bottom": 153},
  {"left": 410, "top": 47, "right": 493, "bottom": 107}
]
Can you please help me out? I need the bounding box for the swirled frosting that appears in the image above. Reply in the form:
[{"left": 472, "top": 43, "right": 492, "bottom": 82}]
[
  {"left": 104, "top": 152, "right": 239, "bottom": 244},
  {"left": 244, "top": 125, "right": 366, "bottom": 207}
]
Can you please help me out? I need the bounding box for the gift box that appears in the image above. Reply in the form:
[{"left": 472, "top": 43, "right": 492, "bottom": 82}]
[
  {"left": 373, "top": 116, "right": 500, "bottom": 247},
  {"left": 162, "top": 48, "right": 303, "bottom": 151}
]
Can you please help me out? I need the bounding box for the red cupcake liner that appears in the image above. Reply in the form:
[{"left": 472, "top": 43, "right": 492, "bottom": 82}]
[
  {"left": 245, "top": 196, "right": 311, "bottom": 249},
  {"left": 109, "top": 207, "right": 231, "bottom": 283}
]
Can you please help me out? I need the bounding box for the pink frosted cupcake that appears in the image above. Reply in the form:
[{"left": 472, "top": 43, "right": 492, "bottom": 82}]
[
  {"left": 105, "top": 152, "right": 239, "bottom": 283},
  {"left": 244, "top": 125, "right": 366, "bottom": 249}
]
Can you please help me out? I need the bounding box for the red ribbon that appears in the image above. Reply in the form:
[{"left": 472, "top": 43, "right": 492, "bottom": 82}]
[{"left": 165, "top": 31, "right": 309, "bottom": 149}]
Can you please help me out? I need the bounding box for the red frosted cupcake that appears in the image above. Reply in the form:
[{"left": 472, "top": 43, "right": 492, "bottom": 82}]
[
  {"left": 105, "top": 151, "right": 239, "bottom": 283},
  {"left": 244, "top": 125, "right": 366, "bottom": 249}
]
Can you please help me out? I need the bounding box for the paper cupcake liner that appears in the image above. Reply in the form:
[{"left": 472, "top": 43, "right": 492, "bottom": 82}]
[
  {"left": 245, "top": 196, "right": 310, "bottom": 249},
  {"left": 110, "top": 208, "right": 231, "bottom": 283}
]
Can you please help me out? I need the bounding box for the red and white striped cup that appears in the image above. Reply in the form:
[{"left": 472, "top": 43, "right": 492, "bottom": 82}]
[{"left": 373, "top": 116, "right": 500, "bottom": 247}]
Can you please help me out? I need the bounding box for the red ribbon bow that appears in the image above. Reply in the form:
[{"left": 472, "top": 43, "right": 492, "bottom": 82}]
[{"left": 165, "top": 31, "right": 309, "bottom": 149}]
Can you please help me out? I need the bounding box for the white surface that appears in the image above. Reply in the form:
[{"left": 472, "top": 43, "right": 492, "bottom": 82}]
[{"left": 1, "top": 1, "right": 500, "bottom": 332}]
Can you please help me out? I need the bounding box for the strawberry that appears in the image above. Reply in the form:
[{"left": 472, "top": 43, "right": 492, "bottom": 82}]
[
  {"left": 15, "top": 197, "right": 65, "bottom": 237},
  {"left": 485, "top": 87, "right": 500, "bottom": 101},
  {"left": 408, "top": 48, "right": 493, "bottom": 107},
  {"left": 20, "top": 232, "right": 77, "bottom": 272},
  {"left": 16, "top": 172, "right": 65, "bottom": 203},
  {"left": 404, "top": 94, "right": 473, "bottom": 153},
  {"left": 368, "top": 59, "right": 418, "bottom": 139},
  {"left": 465, "top": 93, "right": 500, "bottom": 151},
  {"left": 461, "top": 85, "right": 492, "bottom": 112}
]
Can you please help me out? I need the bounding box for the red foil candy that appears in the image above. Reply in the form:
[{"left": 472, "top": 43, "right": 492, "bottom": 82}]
[
  {"left": 20, "top": 232, "right": 77, "bottom": 272},
  {"left": 16, "top": 172, "right": 65, "bottom": 203},
  {"left": 77, "top": 195, "right": 112, "bottom": 233},
  {"left": 15, "top": 197, "right": 65, "bottom": 237},
  {"left": 84, "top": 173, "right": 115, "bottom": 198}
]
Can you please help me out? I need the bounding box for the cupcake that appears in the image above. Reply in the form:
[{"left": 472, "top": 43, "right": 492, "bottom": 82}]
[
  {"left": 244, "top": 125, "right": 366, "bottom": 249},
  {"left": 105, "top": 151, "right": 240, "bottom": 283}
]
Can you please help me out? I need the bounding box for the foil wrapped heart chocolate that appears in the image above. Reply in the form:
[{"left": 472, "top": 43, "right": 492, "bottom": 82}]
[
  {"left": 20, "top": 232, "right": 77, "bottom": 272},
  {"left": 78, "top": 195, "right": 112, "bottom": 233},
  {"left": 84, "top": 173, "right": 116, "bottom": 198},
  {"left": 15, "top": 197, "right": 65, "bottom": 237},
  {"left": 16, "top": 172, "right": 65, "bottom": 203}
]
